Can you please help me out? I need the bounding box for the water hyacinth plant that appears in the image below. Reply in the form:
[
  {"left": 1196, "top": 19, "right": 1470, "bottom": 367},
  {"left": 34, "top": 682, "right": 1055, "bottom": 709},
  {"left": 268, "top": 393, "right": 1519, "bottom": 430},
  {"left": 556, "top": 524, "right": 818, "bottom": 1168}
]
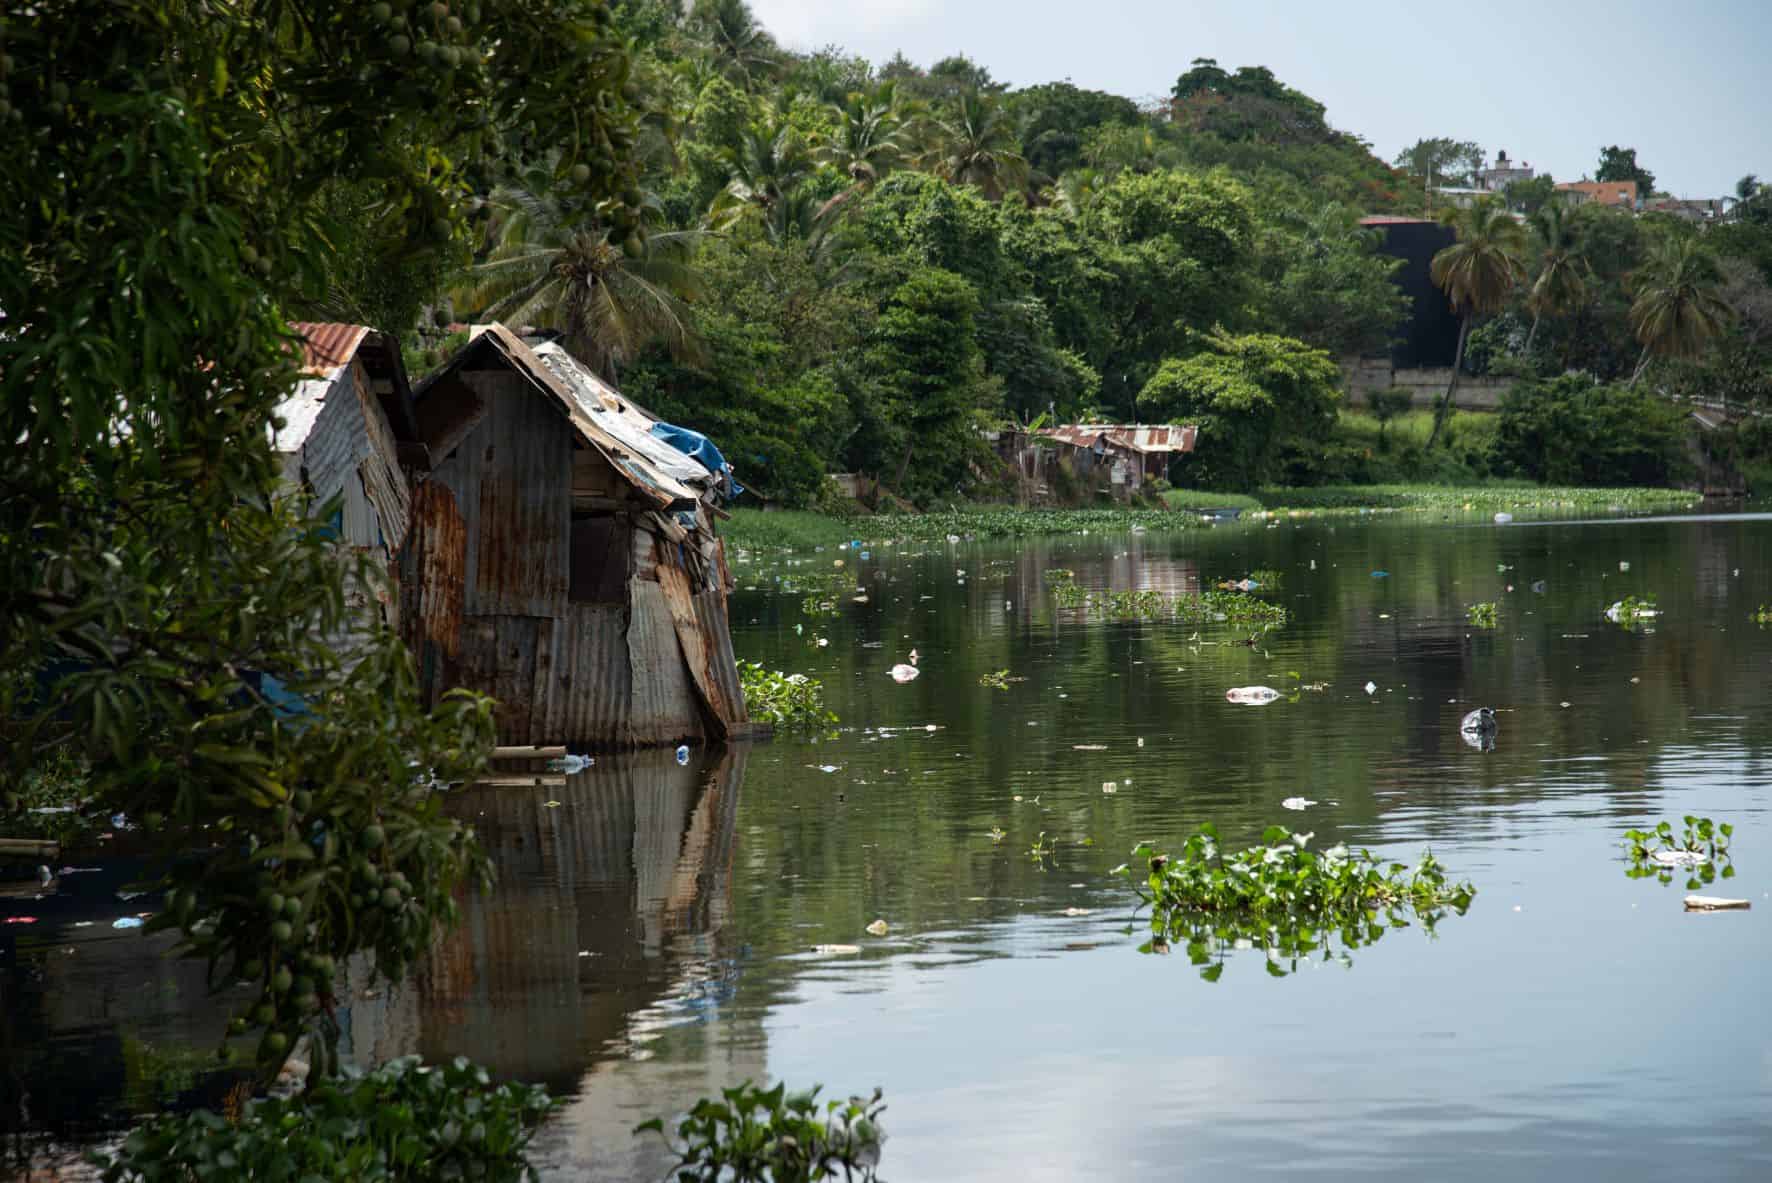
[
  {"left": 1624, "top": 816, "right": 1735, "bottom": 888},
  {"left": 978, "top": 669, "right": 1011, "bottom": 689},
  {"left": 738, "top": 663, "right": 837, "bottom": 729},
  {"left": 1467, "top": 602, "right": 1498, "bottom": 628},
  {"left": 1048, "top": 586, "right": 1288, "bottom": 627},
  {"left": 1605, "top": 594, "right": 1660, "bottom": 628},
  {"left": 95, "top": 1057, "right": 556, "bottom": 1183},
  {"left": 637, "top": 1081, "right": 886, "bottom": 1183},
  {"left": 1114, "top": 824, "right": 1475, "bottom": 979}
]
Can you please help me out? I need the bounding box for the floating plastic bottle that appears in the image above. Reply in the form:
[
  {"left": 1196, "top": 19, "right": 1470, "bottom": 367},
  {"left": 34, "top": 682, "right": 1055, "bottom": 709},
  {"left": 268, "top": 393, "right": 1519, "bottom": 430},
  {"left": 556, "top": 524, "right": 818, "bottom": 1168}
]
[
  {"left": 547, "top": 754, "right": 594, "bottom": 774},
  {"left": 675, "top": 745, "right": 690, "bottom": 765}
]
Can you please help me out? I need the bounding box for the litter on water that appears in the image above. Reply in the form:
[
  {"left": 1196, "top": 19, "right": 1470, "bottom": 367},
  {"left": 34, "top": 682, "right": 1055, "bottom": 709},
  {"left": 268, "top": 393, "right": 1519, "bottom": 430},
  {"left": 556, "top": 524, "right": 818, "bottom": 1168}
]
[
  {"left": 675, "top": 745, "right": 690, "bottom": 765},
  {"left": 865, "top": 919, "right": 890, "bottom": 936},
  {"left": 1364, "top": 681, "right": 1378, "bottom": 695},
  {"left": 1649, "top": 849, "right": 1708, "bottom": 868},
  {"left": 810, "top": 944, "right": 863, "bottom": 956},
  {"left": 1225, "top": 686, "right": 1282, "bottom": 705},
  {"left": 1684, "top": 895, "right": 1750, "bottom": 911},
  {"left": 1280, "top": 797, "right": 1317, "bottom": 810},
  {"left": 112, "top": 918, "right": 144, "bottom": 929},
  {"left": 1371, "top": 571, "right": 1389, "bottom": 579},
  {"left": 546, "top": 754, "right": 594, "bottom": 774},
  {"left": 1494, "top": 512, "right": 1513, "bottom": 524},
  {"left": 889, "top": 663, "right": 920, "bottom": 682}
]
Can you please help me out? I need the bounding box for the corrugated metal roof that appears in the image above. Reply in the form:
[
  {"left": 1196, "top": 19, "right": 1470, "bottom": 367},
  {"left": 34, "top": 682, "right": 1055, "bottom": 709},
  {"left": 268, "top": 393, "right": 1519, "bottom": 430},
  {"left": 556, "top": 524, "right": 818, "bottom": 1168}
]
[
  {"left": 529, "top": 341, "right": 717, "bottom": 494},
  {"left": 291, "top": 323, "right": 371, "bottom": 377},
  {"left": 418, "top": 325, "right": 703, "bottom": 511},
  {"left": 1035, "top": 424, "right": 1197, "bottom": 454},
  {"left": 1358, "top": 216, "right": 1438, "bottom": 226}
]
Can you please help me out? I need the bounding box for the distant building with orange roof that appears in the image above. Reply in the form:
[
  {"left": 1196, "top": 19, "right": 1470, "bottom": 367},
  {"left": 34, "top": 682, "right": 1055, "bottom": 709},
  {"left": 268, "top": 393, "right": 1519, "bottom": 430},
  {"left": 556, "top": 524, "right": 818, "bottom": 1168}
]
[{"left": 1556, "top": 179, "right": 1639, "bottom": 210}]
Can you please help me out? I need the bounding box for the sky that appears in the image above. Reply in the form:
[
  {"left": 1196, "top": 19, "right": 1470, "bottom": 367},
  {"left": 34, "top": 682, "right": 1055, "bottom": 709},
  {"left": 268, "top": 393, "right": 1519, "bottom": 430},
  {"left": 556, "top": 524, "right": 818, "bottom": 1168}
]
[{"left": 746, "top": 0, "right": 1770, "bottom": 199}]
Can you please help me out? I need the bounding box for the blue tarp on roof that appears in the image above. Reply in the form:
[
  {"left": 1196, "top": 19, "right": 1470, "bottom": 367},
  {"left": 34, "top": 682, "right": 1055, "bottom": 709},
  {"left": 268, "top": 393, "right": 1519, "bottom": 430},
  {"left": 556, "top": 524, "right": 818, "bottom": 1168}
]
[{"left": 649, "top": 422, "right": 742, "bottom": 498}]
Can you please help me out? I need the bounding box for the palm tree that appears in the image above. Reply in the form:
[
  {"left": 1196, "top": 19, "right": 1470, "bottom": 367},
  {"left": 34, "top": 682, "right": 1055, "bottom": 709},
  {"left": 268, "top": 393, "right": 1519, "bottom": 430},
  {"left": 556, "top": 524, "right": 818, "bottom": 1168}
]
[
  {"left": 1427, "top": 196, "right": 1527, "bottom": 447},
  {"left": 918, "top": 92, "right": 1030, "bottom": 202},
  {"left": 707, "top": 117, "right": 812, "bottom": 232},
  {"left": 688, "top": 0, "right": 778, "bottom": 84},
  {"left": 1523, "top": 202, "right": 1589, "bottom": 351},
  {"left": 455, "top": 165, "right": 703, "bottom": 383},
  {"left": 819, "top": 83, "right": 910, "bottom": 188},
  {"left": 1047, "top": 167, "right": 1106, "bottom": 215},
  {"left": 1626, "top": 234, "right": 1733, "bottom": 384}
]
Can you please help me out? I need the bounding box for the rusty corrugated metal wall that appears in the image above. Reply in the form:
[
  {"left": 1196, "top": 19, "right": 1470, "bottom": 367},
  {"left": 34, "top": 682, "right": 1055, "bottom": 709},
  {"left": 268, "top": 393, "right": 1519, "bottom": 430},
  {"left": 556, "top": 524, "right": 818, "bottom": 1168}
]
[{"left": 401, "top": 340, "right": 750, "bottom": 751}]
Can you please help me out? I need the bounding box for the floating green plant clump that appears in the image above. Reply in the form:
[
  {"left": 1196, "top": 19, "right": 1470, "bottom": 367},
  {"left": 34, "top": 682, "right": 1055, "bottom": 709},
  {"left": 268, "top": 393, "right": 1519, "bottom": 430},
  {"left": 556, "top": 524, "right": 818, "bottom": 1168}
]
[
  {"left": 978, "top": 669, "right": 1010, "bottom": 689},
  {"left": 1467, "top": 602, "right": 1498, "bottom": 628},
  {"left": 1605, "top": 593, "right": 1660, "bottom": 628},
  {"left": 1753, "top": 604, "right": 1772, "bottom": 625},
  {"left": 738, "top": 662, "right": 838, "bottom": 729},
  {"left": 1048, "top": 585, "right": 1287, "bottom": 627},
  {"left": 1624, "top": 816, "right": 1735, "bottom": 888},
  {"left": 1042, "top": 568, "right": 1076, "bottom": 583},
  {"left": 1177, "top": 591, "right": 1287, "bottom": 627},
  {"left": 638, "top": 1080, "right": 886, "bottom": 1182},
  {"left": 1114, "top": 825, "right": 1475, "bottom": 979}
]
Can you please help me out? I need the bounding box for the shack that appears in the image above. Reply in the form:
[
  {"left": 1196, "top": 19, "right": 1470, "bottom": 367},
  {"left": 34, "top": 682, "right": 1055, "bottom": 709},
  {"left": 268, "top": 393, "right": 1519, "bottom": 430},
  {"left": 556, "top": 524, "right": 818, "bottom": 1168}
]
[
  {"left": 397, "top": 324, "right": 750, "bottom": 750},
  {"left": 1008, "top": 423, "right": 1197, "bottom": 499},
  {"left": 272, "top": 323, "right": 423, "bottom": 632}
]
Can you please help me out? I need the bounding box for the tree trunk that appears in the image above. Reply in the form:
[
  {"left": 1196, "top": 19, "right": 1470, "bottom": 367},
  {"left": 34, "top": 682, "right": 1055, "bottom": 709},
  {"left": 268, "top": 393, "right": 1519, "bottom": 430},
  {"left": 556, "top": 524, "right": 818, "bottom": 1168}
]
[
  {"left": 1426, "top": 313, "right": 1471, "bottom": 450},
  {"left": 892, "top": 440, "right": 915, "bottom": 490},
  {"left": 1629, "top": 344, "right": 1653, "bottom": 386},
  {"left": 1525, "top": 311, "right": 1541, "bottom": 352}
]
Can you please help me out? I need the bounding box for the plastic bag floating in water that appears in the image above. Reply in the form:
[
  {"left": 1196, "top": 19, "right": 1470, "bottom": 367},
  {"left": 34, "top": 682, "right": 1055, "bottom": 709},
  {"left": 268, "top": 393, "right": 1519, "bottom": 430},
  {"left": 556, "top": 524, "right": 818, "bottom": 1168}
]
[
  {"left": 546, "top": 754, "right": 594, "bottom": 774},
  {"left": 1225, "top": 686, "right": 1282, "bottom": 705}
]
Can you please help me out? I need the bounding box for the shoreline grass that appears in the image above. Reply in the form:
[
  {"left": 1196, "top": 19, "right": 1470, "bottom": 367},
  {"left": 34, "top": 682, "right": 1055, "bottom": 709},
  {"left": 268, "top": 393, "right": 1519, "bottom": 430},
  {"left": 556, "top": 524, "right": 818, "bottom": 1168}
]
[{"left": 722, "top": 483, "right": 1703, "bottom": 552}]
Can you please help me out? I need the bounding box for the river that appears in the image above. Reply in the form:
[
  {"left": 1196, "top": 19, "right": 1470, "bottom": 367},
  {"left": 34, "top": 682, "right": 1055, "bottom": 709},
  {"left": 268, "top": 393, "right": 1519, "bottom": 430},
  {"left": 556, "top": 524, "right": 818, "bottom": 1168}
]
[{"left": 6, "top": 508, "right": 1772, "bottom": 1179}]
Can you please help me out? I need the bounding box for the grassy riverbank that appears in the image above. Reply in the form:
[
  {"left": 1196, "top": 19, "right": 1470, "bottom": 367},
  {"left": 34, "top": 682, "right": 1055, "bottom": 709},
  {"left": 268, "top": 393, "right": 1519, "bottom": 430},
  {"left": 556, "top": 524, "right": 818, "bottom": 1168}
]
[{"left": 723, "top": 483, "right": 1703, "bottom": 552}]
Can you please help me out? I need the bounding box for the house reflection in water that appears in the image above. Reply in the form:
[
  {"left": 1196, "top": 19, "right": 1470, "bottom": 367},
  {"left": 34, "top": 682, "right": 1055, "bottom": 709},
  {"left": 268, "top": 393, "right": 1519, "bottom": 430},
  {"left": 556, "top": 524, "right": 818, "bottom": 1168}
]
[{"left": 341, "top": 743, "right": 767, "bottom": 1178}]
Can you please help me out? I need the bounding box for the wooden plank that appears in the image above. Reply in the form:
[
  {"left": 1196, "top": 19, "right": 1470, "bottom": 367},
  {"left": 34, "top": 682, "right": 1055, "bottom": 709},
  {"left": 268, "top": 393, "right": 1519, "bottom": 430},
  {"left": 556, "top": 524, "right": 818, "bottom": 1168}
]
[
  {"left": 492, "top": 745, "right": 567, "bottom": 759},
  {"left": 0, "top": 838, "right": 60, "bottom": 859}
]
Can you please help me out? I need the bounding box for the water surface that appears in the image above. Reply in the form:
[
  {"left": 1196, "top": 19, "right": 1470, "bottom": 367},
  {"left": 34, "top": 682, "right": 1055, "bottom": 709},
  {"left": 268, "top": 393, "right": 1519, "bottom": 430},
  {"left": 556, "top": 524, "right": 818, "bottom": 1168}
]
[{"left": 6, "top": 509, "right": 1772, "bottom": 1179}]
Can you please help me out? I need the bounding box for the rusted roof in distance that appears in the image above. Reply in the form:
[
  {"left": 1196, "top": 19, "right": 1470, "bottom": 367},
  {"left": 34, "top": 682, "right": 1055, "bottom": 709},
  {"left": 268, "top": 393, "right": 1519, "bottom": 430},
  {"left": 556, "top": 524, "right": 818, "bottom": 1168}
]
[
  {"left": 1035, "top": 424, "right": 1197, "bottom": 454},
  {"left": 291, "top": 323, "right": 372, "bottom": 377}
]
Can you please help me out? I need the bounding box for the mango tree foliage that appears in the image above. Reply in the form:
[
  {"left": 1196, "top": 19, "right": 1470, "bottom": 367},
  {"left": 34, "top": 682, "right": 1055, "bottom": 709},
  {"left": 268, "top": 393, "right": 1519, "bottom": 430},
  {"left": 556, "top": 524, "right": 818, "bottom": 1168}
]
[
  {"left": 867, "top": 268, "right": 998, "bottom": 503},
  {"left": 0, "top": 0, "right": 643, "bottom": 1081},
  {"left": 1082, "top": 169, "right": 1259, "bottom": 414},
  {"left": 1138, "top": 331, "right": 1341, "bottom": 488}
]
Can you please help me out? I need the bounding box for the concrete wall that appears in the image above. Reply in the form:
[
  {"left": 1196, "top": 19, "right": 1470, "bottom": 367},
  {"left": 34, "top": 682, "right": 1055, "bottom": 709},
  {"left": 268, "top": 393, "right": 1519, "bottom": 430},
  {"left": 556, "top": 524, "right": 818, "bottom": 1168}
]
[{"left": 1342, "top": 358, "right": 1511, "bottom": 411}]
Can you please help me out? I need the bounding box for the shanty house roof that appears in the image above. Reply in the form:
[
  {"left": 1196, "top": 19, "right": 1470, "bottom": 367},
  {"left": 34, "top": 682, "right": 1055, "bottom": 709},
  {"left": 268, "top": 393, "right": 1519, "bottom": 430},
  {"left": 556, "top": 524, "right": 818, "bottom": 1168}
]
[
  {"left": 528, "top": 340, "right": 717, "bottom": 495},
  {"left": 414, "top": 324, "right": 703, "bottom": 511},
  {"left": 1036, "top": 424, "right": 1198, "bottom": 454}
]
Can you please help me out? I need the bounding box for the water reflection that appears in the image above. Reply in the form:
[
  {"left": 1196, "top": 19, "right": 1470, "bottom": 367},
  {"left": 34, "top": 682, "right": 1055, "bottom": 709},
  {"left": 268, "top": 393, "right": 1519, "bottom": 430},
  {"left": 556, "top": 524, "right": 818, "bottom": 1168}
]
[{"left": 351, "top": 744, "right": 760, "bottom": 1180}]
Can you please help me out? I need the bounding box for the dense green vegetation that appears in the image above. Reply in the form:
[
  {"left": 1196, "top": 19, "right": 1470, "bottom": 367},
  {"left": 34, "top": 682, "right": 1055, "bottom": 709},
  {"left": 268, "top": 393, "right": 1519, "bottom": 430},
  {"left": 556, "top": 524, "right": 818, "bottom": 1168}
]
[
  {"left": 389, "top": 8, "right": 1420, "bottom": 507},
  {"left": 96, "top": 1058, "right": 556, "bottom": 1183}
]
